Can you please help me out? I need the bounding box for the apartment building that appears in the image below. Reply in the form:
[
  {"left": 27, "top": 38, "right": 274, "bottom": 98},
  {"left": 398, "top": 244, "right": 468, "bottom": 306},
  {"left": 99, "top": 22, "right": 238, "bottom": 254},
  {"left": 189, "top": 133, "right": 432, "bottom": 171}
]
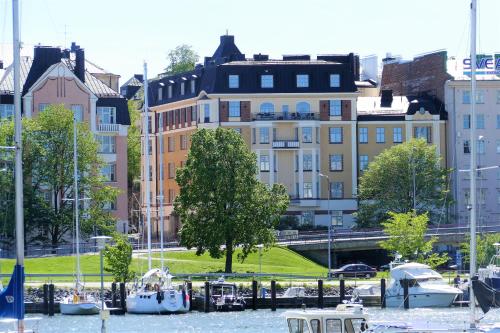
[
  {"left": 143, "top": 36, "right": 449, "bottom": 239},
  {"left": 0, "top": 43, "right": 130, "bottom": 232}
]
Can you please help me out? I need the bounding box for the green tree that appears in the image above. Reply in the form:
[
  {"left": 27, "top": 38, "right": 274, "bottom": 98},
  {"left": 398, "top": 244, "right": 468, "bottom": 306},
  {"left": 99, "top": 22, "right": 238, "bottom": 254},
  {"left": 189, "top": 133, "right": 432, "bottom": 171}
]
[
  {"left": 379, "top": 211, "right": 449, "bottom": 268},
  {"left": 461, "top": 233, "right": 500, "bottom": 268},
  {"left": 104, "top": 233, "right": 134, "bottom": 282},
  {"left": 164, "top": 45, "right": 199, "bottom": 75},
  {"left": 127, "top": 100, "right": 141, "bottom": 185},
  {"left": 174, "top": 128, "right": 289, "bottom": 273},
  {"left": 357, "top": 139, "right": 450, "bottom": 228}
]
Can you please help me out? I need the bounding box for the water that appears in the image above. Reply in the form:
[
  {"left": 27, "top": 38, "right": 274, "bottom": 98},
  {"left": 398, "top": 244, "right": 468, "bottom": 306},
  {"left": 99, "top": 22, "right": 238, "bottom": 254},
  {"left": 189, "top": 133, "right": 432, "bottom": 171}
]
[{"left": 8, "top": 308, "right": 500, "bottom": 333}]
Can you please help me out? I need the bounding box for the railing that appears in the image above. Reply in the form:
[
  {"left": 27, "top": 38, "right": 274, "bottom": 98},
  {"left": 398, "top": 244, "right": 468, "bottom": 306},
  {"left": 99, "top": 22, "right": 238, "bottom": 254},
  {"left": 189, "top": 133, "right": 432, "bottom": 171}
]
[
  {"left": 97, "top": 123, "right": 119, "bottom": 132},
  {"left": 253, "top": 112, "right": 320, "bottom": 121},
  {"left": 272, "top": 140, "right": 300, "bottom": 148}
]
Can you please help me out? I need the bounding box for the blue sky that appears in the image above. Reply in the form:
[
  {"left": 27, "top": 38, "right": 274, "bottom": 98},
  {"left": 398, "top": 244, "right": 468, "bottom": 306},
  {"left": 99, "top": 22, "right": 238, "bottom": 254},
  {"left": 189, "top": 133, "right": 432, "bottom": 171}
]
[{"left": 1, "top": 0, "right": 499, "bottom": 85}]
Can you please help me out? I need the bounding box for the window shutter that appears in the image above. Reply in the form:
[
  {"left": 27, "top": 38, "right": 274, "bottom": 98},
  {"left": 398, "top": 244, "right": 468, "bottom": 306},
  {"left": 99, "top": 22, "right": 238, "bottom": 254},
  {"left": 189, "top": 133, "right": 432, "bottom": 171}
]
[
  {"left": 320, "top": 100, "right": 329, "bottom": 121},
  {"left": 220, "top": 101, "right": 229, "bottom": 122},
  {"left": 341, "top": 100, "right": 351, "bottom": 121},
  {"left": 241, "top": 101, "right": 251, "bottom": 121}
]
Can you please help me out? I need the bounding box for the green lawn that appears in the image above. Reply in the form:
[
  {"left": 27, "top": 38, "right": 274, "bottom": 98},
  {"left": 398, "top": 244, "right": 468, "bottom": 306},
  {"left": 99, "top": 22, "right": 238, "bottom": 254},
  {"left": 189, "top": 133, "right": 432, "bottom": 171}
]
[{"left": 0, "top": 247, "right": 327, "bottom": 283}]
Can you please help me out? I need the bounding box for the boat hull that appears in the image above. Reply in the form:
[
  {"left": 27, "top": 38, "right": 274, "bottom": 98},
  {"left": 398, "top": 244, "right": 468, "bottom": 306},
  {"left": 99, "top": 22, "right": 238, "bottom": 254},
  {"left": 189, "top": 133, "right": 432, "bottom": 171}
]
[
  {"left": 472, "top": 276, "right": 500, "bottom": 313},
  {"left": 60, "top": 302, "right": 100, "bottom": 315},
  {"left": 126, "top": 290, "right": 189, "bottom": 314},
  {"left": 385, "top": 292, "right": 458, "bottom": 308}
]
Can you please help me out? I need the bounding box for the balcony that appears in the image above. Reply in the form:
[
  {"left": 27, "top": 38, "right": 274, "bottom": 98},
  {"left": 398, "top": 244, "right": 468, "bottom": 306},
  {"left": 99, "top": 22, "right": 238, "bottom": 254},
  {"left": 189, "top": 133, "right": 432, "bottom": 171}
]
[
  {"left": 253, "top": 112, "right": 320, "bottom": 121},
  {"left": 98, "top": 123, "right": 119, "bottom": 132},
  {"left": 272, "top": 140, "right": 300, "bottom": 149}
]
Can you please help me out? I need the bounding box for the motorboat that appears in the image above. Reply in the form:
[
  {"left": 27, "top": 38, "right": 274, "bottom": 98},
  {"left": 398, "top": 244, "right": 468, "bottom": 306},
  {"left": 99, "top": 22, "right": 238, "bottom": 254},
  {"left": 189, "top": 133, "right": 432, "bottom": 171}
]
[
  {"left": 207, "top": 277, "right": 245, "bottom": 312},
  {"left": 60, "top": 289, "right": 100, "bottom": 315},
  {"left": 385, "top": 263, "right": 462, "bottom": 308},
  {"left": 478, "top": 243, "right": 500, "bottom": 290},
  {"left": 126, "top": 268, "right": 189, "bottom": 314}
]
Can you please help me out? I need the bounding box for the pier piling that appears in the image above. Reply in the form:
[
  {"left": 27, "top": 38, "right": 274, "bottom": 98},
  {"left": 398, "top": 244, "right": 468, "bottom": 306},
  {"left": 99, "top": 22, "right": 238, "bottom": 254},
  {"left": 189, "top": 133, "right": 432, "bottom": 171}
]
[
  {"left": 111, "top": 282, "right": 117, "bottom": 307},
  {"left": 119, "top": 282, "right": 126, "bottom": 311},
  {"left": 252, "top": 280, "right": 257, "bottom": 310},
  {"left": 317, "top": 280, "right": 324, "bottom": 309},
  {"left": 48, "top": 284, "right": 55, "bottom": 316},
  {"left": 380, "top": 278, "right": 386, "bottom": 308},
  {"left": 204, "top": 281, "right": 210, "bottom": 313},
  {"left": 187, "top": 281, "right": 193, "bottom": 311},
  {"left": 339, "top": 279, "right": 345, "bottom": 303},
  {"left": 402, "top": 279, "right": 409, "bottom": 309},
  {"left": 270, "top": 280, "right": 276, "bottom": 311},
  {"left": 42, "top": 284, "right": 49, "bottom": 315}
]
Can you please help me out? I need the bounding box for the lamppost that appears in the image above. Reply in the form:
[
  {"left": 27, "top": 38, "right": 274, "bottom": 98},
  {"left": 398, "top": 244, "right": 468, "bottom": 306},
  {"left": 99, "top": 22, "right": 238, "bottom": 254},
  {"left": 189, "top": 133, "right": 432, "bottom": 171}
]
[
  {"left": 91, "top": 236, "right": 111, "bottom": 333},
  {"left": 319, "top": 173, "right": 332, "bottom": 279}
]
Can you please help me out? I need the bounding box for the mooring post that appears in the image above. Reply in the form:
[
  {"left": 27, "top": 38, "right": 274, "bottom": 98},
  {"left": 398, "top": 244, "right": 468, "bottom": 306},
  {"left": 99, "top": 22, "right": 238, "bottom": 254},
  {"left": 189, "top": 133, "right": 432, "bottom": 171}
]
[
  {"left": 111, "top": 282, "right": 117, "bottom": 307},
  {"left": 187, "top": 281, "right": 193, "bottom": 312},
  {"left": 403, "top": 279, "right": 409, "bottom": 309},
  {"left": 119, "top": 282, "right": 126, "bottom": 311},
  {"left": 252, "top": 280, "right": 258, "bottom": 310},
  {"left": 48, "top": 284, "right": 55, "bottom": 316},
  {"left": 318, "top": 279, "right": 324, "bottom": 309},
  {"left": 339, "top": 279, "right": 345, "bottom": 303},
  {"left": 42, "top": 284, "right": 49, "bottom": 315},
  {"left": 204, "top": 281, "right": 210, "bottom": 313},
  {"left": 271, "top": 280, "right": 277, "bottom": 311},
  {"left": 380, "top": 278, "right": 386, "bottom": 309}
]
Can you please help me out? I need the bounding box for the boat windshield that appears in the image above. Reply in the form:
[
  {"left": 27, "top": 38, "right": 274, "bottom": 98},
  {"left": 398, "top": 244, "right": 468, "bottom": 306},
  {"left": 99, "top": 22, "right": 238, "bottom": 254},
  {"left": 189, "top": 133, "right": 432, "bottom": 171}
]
[
  {"left": 211, "top": 285, "right": 235, "bottom": 297},
  {"left": 287, "top": 318, "right": 310, "bottom": 333}
]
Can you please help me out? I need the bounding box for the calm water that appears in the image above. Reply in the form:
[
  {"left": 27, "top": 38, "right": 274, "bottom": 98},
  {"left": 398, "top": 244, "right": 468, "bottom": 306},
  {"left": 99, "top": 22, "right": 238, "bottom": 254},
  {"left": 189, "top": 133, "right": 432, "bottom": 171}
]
[{"left": 6, "top": 308, "right": 500, "bottom": 333}]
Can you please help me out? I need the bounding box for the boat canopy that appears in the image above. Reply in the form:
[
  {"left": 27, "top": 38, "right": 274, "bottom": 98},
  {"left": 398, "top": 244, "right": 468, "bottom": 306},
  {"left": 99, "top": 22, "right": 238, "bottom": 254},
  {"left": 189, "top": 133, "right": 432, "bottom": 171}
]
[{"left": 390, "top": 263, "right": 442, "bottom": 281}]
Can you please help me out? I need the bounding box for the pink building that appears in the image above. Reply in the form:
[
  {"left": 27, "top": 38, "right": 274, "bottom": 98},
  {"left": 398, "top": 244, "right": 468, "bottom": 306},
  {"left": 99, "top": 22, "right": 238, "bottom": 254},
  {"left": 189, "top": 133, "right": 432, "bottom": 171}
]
[{"left": 0, "top": 43, "right": 130, "bottom": 233}]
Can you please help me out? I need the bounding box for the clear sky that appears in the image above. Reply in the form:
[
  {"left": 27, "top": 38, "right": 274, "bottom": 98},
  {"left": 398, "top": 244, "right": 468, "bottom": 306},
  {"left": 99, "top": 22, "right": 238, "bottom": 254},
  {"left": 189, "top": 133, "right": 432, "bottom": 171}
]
[{"left": 1, "top": 0, "right": 500, "bottom": 86}]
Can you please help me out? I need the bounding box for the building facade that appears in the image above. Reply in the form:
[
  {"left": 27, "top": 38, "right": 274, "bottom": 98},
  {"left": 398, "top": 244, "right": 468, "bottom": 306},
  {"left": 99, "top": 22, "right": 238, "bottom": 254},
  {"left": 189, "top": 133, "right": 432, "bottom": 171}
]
[{"left": 0, "top": 43, "right": 130, "bottom": 232}]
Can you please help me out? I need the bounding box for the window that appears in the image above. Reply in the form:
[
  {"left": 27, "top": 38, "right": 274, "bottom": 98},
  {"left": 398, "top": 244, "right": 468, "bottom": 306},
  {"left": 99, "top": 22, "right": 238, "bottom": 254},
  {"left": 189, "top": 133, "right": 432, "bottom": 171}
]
[
  {"left": 287, "top": 319, "right": 310, "bottom": 333},
  {"left": 97, "top": 107, "right": 116, "bottom": 124},
  {"left": 180, "top": 82, "right": 185, "bottom": 95},
  {"left": 477, "top": 114, "right": 485, "bottom": 129},
  {"left": 168, "top": 162, "right": 175, "bottom": 178},
  {"left": 190, "top": 80, "right": 195, "bottom": 94},
  {"left": 159, "top": 163, "right": 164, "bottom": 181},
  {"left": 168, "top": 189, "right": 175, "bottom": 203},
  {"left": 329, "top": 154, "right": 343, "bottom": 171},
  {"left": 302, "top": 127, "right": 312, "bottom": 143},
  {"left": 260, "top": 75, "right": 273, "bottom": 88},
  {"left": 252, "top": 128, "right": 256, "bottom": 144},
  {"left": 311, "top": 319, "right": 321, "bottom": 333},
  {"left": 103, "top": 200, "right": 116, "bottom": 211},
  {"left": 464, "top": 140, "right": 471, "bottom": 154},
  {"left": 464, "top": 114, "right": 471, "bottom": 129},
  {"left": 329, "top": 127, "right": 342, "bottom": 143},
  {"left": 330, "top": 182, "right": 344, "bottom": 199},
  {"left": 191, "top": 106, "right": 197, "bottom": 123},
  {"left": 329, "top": 100, "right": 341, "bottom": 116},
  {"left": 376, "top": 127, "right": 385, "bottom": 143},
  {"left": 359, "top": 127, "right": 368, "bottom": 143},
  {"left": 180, "top": 135, "right": 188, "bottom": 150},
  {"left": 462, "top": 90, "right": 485, "bottom": 104},
  {"left": 462, "top": 90, "right": 471, "bottom": 104},
  {"left": 0, "top": 104, "right": 14, "bottom": 119},
  {"left": 345, "top": 319, "right": 367, "bottom": 333},
  {"left": 331, "top": 211, "right": 343, "bottom": 226},
  {"left": 38, "top": 103, "right": 50, "bottom": 112},
  {"left": 315, "top": 127, "right": 320, "bottom": 144},
  {"left": 497, "top": 140, "right": 500, "bottom": 154},
  {"left": 96, "top": 135, "right": 116, "bottom": 153},
  {"left": 359, "top": 155, "right": 369, "bottom": 171},
  {"left": 204, "top": 104, "right": 210, "bottom": 122},
  {"left": 296, "top": 74, "right": 309, "bottom": 88},
  {"left": 148, "top": 165, "right": 153, "bottom": 181},
  {"left": 101, "top": 163, "right": 116, "bottom": 182},
  {"left": 393, "top": 127, "right": 402, "bottom": 143},
  {"left": 303, "top": 154, "right": 312, "bottom": 171},
  {"left": 330, "top": 74, "right": 340, "bottom": 88},
  {"left": 260, "top": 103, "right": 274, "bottom": 114},
  {"left": 303, "top": 183, "right": 313, "bottom": 198},
  {"left": 71, "top": 104, "right": 83, "bottom": 122},
  {"left": 476, "top": 90, "right": 485, "bottom": 104},
  {"left": 260, "top": 127, "right": 269, "bottom": 144},
  {"left": 158, "top": 87, "right": 163, "bottom": 100},
  {"left": 168, "top": 136, "right": 175, "bottom": 152},
  {"left": 148, "top": 138, "right": 153, "bottom": 155},
  {"left": 296, "top": 102, "right": 310, "bottom": 114},
  {"left": 229, "top": 101, "right": 240, "bottom": 117},
  {"left": 228, "top": 75, "right": 239, "bottom": 88},
  {"left": 414, "top": 127, "right": 432, "bottom": 143},
  {"left": 260, "top": 155, "right": 270, "bottom": 171},
  {"left": 478, "top": 140, "right": 485, "bottom": 154},
  {"left": 325, "top": 319, "right": 342, "bottom": 333},
  {"left": 168, "top": 85, "right": 172, "bottom": 98}
]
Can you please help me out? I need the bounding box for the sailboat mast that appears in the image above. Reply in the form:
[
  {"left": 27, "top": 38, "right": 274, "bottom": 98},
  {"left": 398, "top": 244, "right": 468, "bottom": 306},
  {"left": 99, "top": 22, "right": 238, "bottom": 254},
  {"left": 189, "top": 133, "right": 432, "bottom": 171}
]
[
  {"left": 158, "top": 118, "right": 164, "bottom": 272},
  {"left": 73, "top": 115, "right": 81, "bottom": 288},
  {"left": 13, "top": 0, "right": 25, "bottom": 329},
  {"left": 143, "top": 62, "right": 152, "bottom": 270},
  {"left": 469, "top": 0, "right": 478, "bottom": 327}
]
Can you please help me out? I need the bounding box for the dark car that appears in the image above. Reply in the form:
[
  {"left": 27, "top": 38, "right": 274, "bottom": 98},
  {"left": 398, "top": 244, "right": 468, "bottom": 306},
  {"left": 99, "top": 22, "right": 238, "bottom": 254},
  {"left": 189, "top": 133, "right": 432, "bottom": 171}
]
[{"left": 329, "top": 264, "right": 376, "bottom": 279}]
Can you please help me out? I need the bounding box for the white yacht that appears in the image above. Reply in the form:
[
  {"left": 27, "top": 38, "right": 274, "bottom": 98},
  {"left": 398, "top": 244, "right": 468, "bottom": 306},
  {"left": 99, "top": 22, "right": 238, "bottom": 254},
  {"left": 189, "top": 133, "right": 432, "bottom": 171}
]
[
  {"left": 126, "top": 269, "right": 190, "bottom": 314},
  {"left": 385, "top": 263, "right": 461, "bottom": 308}
]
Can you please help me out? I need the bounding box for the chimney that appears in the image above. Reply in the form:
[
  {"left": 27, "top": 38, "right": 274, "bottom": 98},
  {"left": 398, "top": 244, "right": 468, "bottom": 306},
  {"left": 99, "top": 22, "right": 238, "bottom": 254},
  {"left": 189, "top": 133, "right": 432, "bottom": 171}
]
[
  {"left": 23, "top": 46, "right": 62, "bottom": 95},
  {"left": 381, "top": 89, "right": 393, "bottom": 107},
  {"left": 253, "top": 53, "right": 269, "bottom": 61},
  {"left": 75, "top": 47, "right": 85, "bottom": 83}
]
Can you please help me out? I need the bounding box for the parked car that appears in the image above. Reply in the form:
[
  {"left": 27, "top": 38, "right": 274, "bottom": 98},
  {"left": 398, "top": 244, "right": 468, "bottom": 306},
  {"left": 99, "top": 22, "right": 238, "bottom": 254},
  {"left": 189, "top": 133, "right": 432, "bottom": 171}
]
[{"left": 329, "top": 264, "right": 376, "bottom": 278}]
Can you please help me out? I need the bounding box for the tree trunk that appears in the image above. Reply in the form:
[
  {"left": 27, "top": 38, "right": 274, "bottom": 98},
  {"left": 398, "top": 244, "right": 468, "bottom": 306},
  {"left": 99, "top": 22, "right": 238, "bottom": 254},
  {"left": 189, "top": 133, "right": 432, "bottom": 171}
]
[{"left": 225, "top": 240, "right": 233, "bottom": 273}]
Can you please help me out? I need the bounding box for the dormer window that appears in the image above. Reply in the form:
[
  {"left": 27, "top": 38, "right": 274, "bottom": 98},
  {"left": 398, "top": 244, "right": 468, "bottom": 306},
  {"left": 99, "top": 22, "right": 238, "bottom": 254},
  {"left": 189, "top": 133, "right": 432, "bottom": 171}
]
[
  {"left": 330, "top": 74, "right": 340, "bottom": 87},
  {"left": 97, "top": 107, "right": 116, "bottom": 124},
  {"left": 158, "top": 87, "right": 163, "bottom": 100},
  {"left": 229, "top": 75, "right": 239, "bottom": 88},
  {"left": 261, "top": 75, "right": 273, "bottom": 88},
  {"left": 190, "top": 80, "right": 195, "bottom": 94},
  {"left": 180, "top": 82, "right": 185, "bottom": 95},
  {"left": 296, "top": 74, "right": 309, "bottom": 88},
  {"left": 168, "top": 85, "right": 172, "bottom": 98}
]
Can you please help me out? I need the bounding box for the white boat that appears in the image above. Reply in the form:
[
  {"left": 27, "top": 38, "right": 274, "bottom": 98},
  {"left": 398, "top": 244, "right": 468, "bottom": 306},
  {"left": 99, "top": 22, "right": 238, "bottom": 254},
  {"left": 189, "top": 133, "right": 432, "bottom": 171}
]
[
  {"left": 385, "top": 263, "right": 462, "bottom": 308},
  {"left": 59, "top": 290, "right": 100, "bottom": 315},
  {"left": 126, "top": 269, "right": 189, "bottom": 314},
  {"left": 281, "top": 287, "right": 306, "bottom": 298}
]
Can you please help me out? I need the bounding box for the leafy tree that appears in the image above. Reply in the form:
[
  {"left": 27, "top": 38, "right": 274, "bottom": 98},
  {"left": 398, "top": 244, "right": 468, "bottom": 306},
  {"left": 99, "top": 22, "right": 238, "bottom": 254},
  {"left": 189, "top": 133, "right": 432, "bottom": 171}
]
[
  {"left": 357, "top": 139, "right": 450, "bottom": 228},
  {"left": 127, "top": 100, "right": 141, "bottom": 185},
  {"left": 164, "top": 45, "right": 199, "bottom": 75},
  {"left": 379, "top": 211, "right": 449, "bottom": 268},
  {"left": 174, "top": 128, "right": 289, "bottom": 273},
  {"left": 104, "top": 233, "right": 134, "bottom": 282},
  {"left": 461, "top": 233, "right": 500, "bottom": 268}
]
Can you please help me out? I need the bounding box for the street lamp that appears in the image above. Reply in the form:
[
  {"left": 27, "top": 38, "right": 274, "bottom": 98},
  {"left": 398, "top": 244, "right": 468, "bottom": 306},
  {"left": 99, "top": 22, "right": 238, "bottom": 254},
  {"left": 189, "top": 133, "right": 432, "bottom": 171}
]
[
  {"left": 91, "top": 236, "right": 112, "bottom": 333},
  {"left": 319, "top": 173, "right": 332, "bottom": 279}
]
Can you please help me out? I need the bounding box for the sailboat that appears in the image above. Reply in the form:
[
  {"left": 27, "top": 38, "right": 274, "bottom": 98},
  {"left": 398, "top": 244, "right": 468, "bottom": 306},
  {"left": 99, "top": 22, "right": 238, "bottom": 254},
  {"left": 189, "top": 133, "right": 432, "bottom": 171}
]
[
  {"left": 59, "top": 114, "right": 100, "bottom": 315},
  {"left": 125, "top": 62, "right": 189, "bottom": 314}
]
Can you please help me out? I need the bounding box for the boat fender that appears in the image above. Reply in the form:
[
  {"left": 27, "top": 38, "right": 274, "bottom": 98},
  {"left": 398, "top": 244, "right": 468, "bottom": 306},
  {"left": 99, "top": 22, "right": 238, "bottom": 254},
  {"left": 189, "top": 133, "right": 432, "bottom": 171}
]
[{"left": 182, "top": 288, "right": 186, "bottom": 307}]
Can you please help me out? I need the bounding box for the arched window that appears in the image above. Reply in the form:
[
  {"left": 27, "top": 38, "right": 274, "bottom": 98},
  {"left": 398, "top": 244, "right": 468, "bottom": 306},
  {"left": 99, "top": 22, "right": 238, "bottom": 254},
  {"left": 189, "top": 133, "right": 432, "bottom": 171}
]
[
  {"left": 260, "top": 102, "right": 275, "bottom": 114},
  {"left": 296, "top": 102, "right": 310, "bottom": 114}
]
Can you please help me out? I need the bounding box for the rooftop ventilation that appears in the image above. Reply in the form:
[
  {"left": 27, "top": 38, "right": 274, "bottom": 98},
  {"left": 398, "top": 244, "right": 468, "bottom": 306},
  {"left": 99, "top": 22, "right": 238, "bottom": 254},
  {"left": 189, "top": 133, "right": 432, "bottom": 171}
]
[{"left": 282, "top": 54, "right": 310, "bottom": 61}]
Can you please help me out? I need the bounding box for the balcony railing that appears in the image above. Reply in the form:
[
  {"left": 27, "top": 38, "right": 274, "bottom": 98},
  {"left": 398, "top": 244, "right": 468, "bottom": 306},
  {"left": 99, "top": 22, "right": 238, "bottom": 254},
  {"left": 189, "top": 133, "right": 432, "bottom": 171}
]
[
  {"left": 253, "top": 112, "right": 320, "bottom": 121},
  {"left": 272, "top": 140, "right": 300, "bottom": 149},
  {"left": 98, "top": 123, "right": 119, "bottom": 132}
]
